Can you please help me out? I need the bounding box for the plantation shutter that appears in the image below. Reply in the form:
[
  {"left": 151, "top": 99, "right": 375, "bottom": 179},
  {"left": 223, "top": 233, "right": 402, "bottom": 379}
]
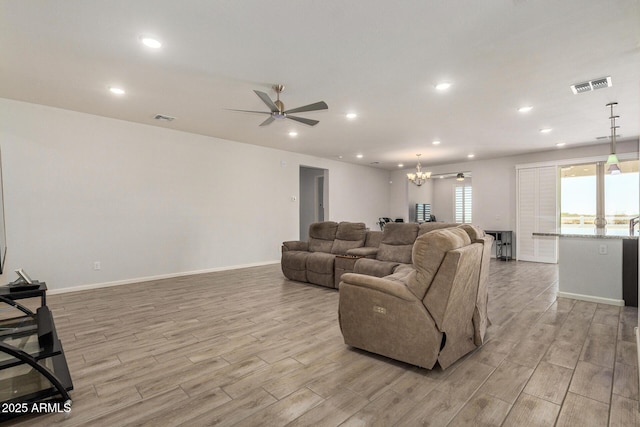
[
  {"left": 455, "top": 184, "right": 472, "bottom": 224},
  {"left": 516, "top": 166, "right": 558, "bottom": 263}
]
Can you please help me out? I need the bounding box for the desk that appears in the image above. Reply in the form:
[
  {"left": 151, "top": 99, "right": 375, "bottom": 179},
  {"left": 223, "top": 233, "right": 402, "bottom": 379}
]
[{"left": 485, "top": 230, "right": 513, "bottom": 260}]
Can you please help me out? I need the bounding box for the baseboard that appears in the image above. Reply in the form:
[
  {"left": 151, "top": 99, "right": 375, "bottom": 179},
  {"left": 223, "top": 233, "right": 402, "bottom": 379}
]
[
  {"left": 556, "top": 291, "right": 624, "bottom": 306},
  {"left": 636, "top": 327, "right": 640, "bottom": 397},
  {"left": 47, "top": 260, "right": 280, "bottom": 295}
]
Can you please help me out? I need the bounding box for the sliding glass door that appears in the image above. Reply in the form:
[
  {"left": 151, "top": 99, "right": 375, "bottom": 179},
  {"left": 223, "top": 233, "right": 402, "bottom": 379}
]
[
  {"left": 560, "top": 159, "right": 638, "bottom": 235},
  {"left": 560, "top": 163, "right": 597, "bottom": 233},
  {"left": 605, "top": 160, "right": 639, "bottom": 235}
]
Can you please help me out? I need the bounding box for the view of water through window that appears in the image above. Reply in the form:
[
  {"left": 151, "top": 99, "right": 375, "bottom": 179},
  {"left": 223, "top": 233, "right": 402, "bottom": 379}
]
[{"left": 560, "top": 160, "right": 638, "bottom": 235}]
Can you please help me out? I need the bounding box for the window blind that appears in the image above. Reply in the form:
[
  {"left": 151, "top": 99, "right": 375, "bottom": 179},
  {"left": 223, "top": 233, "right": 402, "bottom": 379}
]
[{"left": 455, "top": 184, "right": 472, "bottom": 224}]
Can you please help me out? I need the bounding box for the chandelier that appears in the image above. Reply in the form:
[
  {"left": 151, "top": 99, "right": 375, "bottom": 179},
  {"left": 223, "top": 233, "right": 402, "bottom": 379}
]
[
  {"left": 407, "top": 154, "right": 431, "bottom": 186},
  {"left": 605, "top": 102, "right": 621, "bottom": 175}
]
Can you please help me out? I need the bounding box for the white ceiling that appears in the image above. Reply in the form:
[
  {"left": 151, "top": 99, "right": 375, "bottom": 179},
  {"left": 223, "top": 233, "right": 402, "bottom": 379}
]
[{"left": 1, "top": 0, "right": 639, "bottom": 170}]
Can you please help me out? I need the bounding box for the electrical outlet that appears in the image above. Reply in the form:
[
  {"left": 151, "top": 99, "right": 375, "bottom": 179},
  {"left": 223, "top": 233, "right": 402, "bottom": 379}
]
[
  {"left": 598, "top": 245, "right": 607, "bottom": 255},
  {"left": 93, "top": 261, "right": 101, "bottom": 270}
]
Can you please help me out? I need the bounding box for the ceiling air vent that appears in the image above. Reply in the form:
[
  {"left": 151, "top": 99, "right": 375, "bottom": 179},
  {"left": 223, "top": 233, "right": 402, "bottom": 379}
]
[
  {"left": 154, "top": 114, "right": 176, "bottom": 122},
  {"left": 570, "top": 76, "right": 612, "bottom": 94}
]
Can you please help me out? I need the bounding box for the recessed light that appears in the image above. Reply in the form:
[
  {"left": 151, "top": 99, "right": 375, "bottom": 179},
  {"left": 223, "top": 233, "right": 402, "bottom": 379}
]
[
  {"left": 467, "top": 154, "right": 475, "bottom": 158},
  {"left": 109, "top": 87, "right": 125, "bottom": 95},
  {"left": 556, "top": 142, "right": 566, "bottom": 147},
  {"left": 518, "top": 106, "right": 533, "bottom": 113},
  {"left": 435, "top": 82, "right": 452, "bottom": 91},
  {"left": 398, "top": 164, "right": 404, "bottom": 168},
  {"left": 288, "top": 131, "right": 298, "bottom": 137},
  {"left": 141, "top": 37, "right": 162, "bottom": 49},
  {"left": 540, "top": 128, "right": 552, "bottom": 133},
  {"left": 356, "top": 154, "right": 363, "bottom": 159},
  {"left": 346, "top": 113, "right": 357, "bottom": 119},
  {"left": 432, "top": 140, "right": 441, "bottom": 145}
]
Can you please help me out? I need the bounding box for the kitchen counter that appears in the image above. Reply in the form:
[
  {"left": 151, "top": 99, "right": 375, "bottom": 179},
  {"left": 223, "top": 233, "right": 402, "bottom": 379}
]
[
  {"left": 533, "top": 231, "right": 638, "bottom": 240},
  {"left": 532, "top": 230, "right": 638, "bottom": 306}
]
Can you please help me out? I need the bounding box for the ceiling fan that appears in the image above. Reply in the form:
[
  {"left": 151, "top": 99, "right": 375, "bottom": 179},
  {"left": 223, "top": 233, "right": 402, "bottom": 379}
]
[{"left": 231, "top": 84, "right": 328, "bottom": 127}]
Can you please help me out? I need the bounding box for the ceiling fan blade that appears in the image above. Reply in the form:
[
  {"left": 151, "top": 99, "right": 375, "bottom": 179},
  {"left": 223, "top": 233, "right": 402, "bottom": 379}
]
[
  {"left": 259, "top": 116, "right": 276, "bottom": 126},
  {"left": 254, "top": 90, "right": 279, "bottom": 112},
  {"left": 287, "top": 115, "right": 319, "bottom": 126},
  {"left": 227, "top": 108, "right": 271, "bottom": 114},
  {"left": 284, "top": 101, "right": 328, "bottom": 115}
]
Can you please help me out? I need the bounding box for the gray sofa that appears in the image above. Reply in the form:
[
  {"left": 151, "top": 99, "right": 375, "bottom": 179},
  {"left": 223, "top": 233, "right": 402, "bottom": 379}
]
[
  {"left": 281, "top": 221, "right": 368, "bottom": 288},
  {"left": 339, "top": 225, "right": 494, "bottom": 369},
  {"left": 281, "top": 221, "right": 463, "bottom": 289}
]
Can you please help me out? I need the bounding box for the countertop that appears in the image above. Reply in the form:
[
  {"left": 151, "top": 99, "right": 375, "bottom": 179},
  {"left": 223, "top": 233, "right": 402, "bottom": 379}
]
[{"left": 533, "top": 230, "right": 638, "bottom": 240}]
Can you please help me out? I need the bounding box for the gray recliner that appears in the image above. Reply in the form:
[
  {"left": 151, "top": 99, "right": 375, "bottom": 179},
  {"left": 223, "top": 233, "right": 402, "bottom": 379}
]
[{"left": 339, "top": 227, "right": 487, "bottom": 369}]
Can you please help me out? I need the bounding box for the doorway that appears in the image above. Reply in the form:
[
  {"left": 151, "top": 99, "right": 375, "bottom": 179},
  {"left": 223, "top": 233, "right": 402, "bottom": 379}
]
[
  {"left": 299, "top": 166, "right": 328, "bottom": 240},
  {"left": 315, "top": 175, "right": 325, "bottom": 222}
]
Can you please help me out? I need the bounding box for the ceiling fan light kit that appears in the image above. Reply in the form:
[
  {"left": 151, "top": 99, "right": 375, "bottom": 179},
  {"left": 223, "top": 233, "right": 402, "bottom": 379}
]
[{"left": 231, "top": 84, "right": 328, "bottom": 127}]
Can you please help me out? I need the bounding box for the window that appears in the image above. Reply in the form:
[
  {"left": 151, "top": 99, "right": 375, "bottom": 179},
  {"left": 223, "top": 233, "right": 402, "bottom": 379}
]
[
  {"left": 604, "top": 160, "right": 639, "bottom": 233},
  {"left": 560, "top": 159, "right": 638, "bottom": 235},
  {"left": 560, "top": 163, "right": 597, "bottom": 231},
  {"left": 455, "top": 184, "right": 472, "bottom": 223},
  {"left": 415, "top": 203, "right": 431, "bottom": 222}
]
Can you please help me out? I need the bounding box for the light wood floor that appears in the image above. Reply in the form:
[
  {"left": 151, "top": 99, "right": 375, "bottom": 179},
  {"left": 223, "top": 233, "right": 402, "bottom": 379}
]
[{"left": 5, "top": 260, "right": 640, "bottom": 426}]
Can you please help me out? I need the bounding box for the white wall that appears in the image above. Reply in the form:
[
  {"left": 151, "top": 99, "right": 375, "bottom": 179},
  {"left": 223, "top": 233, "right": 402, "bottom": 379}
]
[
  {"left": 388, "top": 170, "right": 408, "bottom": 223},
  {"left": 431, "top": 177, "right": 473, "bottom": 223},
  {"left": 0, "top": 98, "right": 390, "bottom": 290}
]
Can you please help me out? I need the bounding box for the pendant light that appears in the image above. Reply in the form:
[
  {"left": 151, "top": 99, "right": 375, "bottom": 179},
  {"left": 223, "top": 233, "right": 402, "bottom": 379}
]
[{"left": 606, "top": 102, "right": 621, "bottom": 175}]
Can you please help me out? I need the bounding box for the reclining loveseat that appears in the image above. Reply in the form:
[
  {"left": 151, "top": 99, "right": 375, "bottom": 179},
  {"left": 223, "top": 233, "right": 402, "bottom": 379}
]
[{"left": 280, "top": 221, "right": 368, "bottom": 288}]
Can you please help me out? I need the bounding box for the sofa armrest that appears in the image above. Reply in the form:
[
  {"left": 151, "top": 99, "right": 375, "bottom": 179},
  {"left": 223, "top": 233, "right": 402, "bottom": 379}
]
[
  {"left": 282, "top": 241, "right": 308, "bottom": 252},
  {"left": 340, "top": 273, "right": 416, "bottom": 301},
  {"left": 346, "top": 247, "right": 378, "bottom": 258},
  {"left": 353, "top": 258, "right": 399, "bottom": 277}
]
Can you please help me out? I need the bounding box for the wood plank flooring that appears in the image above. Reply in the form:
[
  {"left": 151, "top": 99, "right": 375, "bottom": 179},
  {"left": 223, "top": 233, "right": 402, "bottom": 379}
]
[{"left": 4, "top": 260, "right": 640, "bottom": 426}]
